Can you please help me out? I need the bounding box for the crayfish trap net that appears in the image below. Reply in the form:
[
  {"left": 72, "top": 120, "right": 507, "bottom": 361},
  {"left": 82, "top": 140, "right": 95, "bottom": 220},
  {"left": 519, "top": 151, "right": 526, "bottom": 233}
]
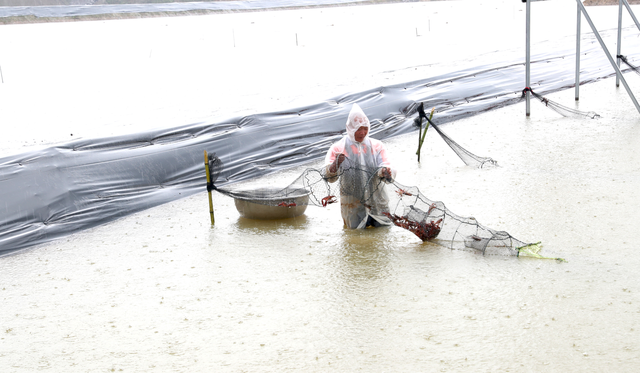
[{"left": 207, "top": 153, "right": 559, "bottom": 260}]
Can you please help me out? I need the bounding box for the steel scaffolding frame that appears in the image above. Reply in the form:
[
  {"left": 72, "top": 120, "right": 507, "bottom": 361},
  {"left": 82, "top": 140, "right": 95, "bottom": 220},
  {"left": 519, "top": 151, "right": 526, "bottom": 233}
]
[{"left": 524, "top": 0, "right": 640, "bottom": 115}]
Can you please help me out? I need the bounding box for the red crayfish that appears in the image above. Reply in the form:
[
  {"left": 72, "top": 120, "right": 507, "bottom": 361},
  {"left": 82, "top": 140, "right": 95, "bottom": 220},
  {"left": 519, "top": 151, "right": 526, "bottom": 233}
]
[
  {"left": 396, "top": 188, "right": 413, "bottom": 197},
  {"left": 383, "top": 212, "right": 442, "bottom": 241},
  {"left": 277, "top": 201, "right": 297, "bottom": 208},
  {"left": 321, "top": 195, "right": 337, "bottom": 207}
]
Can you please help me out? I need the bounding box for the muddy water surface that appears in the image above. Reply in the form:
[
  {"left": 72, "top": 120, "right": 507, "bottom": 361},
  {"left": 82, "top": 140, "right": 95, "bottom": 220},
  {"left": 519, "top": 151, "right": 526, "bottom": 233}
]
[
  {"left": 2, "top": 77, "right": 640, "bottom": 372},
  {"left": 2, "top": 1, "right": 640, "bottom": 371}
]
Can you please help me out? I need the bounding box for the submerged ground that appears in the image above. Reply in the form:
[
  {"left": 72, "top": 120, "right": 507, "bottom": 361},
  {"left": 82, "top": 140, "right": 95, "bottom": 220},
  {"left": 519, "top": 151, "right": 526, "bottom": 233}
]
[
  {"left": 2, "top": 76, "right": 639, "bottom": 372},
  {"left": 1, "top": 0, "right": 640, "bottom": 371}
]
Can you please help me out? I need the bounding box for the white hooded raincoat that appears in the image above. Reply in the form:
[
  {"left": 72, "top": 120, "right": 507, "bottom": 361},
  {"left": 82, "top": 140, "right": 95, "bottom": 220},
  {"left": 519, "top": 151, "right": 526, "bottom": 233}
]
[{"left": 324, "top": 104, "right": 397, "bottom": 229}]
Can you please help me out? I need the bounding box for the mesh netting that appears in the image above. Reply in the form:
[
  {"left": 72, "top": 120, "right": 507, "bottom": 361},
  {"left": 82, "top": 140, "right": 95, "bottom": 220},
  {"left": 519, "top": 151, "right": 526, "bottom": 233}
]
[
  {"left": 415, "top": 103, "right": 498, "bottom": 169},
  {"left": 207, "top": 152, "right": 563, "bottom": 260},
  {"left": 522, "top": 87, "right": 600, "bottom": 119}
]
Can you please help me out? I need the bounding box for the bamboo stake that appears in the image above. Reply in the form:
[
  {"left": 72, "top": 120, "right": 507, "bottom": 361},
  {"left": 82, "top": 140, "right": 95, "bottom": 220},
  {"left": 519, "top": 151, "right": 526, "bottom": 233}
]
[
  {"left": 204, "top": 150, "right": 215, "bottom": 225},
  {"left": 416, "top": 104, "right": 435, "bottom": 162}
]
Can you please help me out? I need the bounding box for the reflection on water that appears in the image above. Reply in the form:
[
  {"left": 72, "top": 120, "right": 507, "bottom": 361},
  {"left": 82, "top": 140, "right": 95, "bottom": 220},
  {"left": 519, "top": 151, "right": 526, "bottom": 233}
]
[
  {"left": 235, "top": 214, "right": 311, "bottom": 232},
  {"left": 334, "top": 228, "right": 394, "bottom": 281}
]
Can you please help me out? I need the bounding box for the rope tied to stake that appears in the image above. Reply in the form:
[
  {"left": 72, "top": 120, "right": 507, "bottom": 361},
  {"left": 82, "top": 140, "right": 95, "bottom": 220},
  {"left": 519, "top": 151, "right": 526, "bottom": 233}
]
[{"left": 521, "top": 86, "right": 599, "bottom": 118}]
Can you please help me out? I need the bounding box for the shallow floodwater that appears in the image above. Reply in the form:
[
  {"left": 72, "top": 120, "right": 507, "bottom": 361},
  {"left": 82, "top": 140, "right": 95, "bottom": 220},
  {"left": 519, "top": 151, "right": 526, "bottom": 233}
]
[
  {"left": 2, "top": 1, "right": 640, "bottom": 372},
  {"left": 2, "top": 77, "right": 640, "bottom": 372}
]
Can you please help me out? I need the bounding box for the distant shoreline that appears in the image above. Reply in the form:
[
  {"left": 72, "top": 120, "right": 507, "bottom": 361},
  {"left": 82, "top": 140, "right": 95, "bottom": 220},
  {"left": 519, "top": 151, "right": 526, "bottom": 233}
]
[
  {"left": 0, "top": 0, "right": 444, "bottom": 25},
  {"left": 1, "top": 0, "right": 635, "bottom": 25},
  {"left": 584, "top": 0, "right": 640, "bottom": 5}
]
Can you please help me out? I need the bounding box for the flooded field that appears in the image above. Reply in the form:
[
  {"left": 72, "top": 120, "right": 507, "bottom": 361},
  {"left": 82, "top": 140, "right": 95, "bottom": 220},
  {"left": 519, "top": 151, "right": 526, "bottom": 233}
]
[
  {"left": 2, "top": 1, "right": 640, "bottom": 371},
  {"left": 2, "top": 76, "right": 640, "bottom": 371}
]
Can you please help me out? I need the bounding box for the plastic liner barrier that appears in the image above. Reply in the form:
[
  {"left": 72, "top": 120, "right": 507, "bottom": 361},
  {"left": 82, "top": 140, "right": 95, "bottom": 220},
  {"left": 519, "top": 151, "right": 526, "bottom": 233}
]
[{"left": 0, "top": 30, "right": 638, "bottom": 256}]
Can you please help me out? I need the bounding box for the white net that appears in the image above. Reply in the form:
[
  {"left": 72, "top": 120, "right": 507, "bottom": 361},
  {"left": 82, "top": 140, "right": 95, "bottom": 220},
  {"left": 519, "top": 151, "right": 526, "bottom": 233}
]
[{"left": 209, "top": 153, "right": 563, "bottom": 260}]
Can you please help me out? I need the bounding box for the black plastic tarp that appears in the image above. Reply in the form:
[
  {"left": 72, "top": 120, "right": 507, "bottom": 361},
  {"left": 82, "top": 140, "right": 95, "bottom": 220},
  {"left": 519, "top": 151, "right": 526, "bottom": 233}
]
[{"left": 1, "top": 29, "right": 638, "bottom": 256}]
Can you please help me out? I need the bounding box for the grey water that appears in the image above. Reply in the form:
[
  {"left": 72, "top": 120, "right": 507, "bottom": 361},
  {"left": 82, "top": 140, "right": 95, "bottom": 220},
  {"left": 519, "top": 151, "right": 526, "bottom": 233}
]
[
  {"left": 1, "top": 1, "right": 640, "bottom": 371},
  {"left": 2, "top": 0, "right": 637, "bottom": 254}
]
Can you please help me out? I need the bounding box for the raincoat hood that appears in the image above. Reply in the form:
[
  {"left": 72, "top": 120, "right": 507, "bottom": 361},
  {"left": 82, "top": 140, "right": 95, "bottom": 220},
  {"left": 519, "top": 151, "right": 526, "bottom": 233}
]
[{"left": 345, "top": 103, "right": 370, "bottom": 143}]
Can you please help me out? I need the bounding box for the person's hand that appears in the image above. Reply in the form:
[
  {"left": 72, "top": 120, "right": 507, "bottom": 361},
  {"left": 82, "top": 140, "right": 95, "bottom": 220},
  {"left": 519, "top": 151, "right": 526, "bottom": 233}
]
[
  {"left": 329, "top": 153, "right": 346, "bottom": 173},
  {"left": 380, "top": 167, "right": 392, "bottom": 181}
]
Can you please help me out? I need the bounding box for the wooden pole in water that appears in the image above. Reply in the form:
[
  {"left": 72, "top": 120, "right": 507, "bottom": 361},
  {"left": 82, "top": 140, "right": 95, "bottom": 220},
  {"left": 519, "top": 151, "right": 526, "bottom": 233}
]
[
  {"left": 204, "top": 150, "right": 215, "bottom": 225},
  {"left": 416, "top": 103, "right": 434, "bottom": 163}
]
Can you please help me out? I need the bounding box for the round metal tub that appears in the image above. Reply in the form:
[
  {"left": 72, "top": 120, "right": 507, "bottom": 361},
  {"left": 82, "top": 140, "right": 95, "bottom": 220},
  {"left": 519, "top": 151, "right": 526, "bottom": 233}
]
[{"left": 234, "top": 187, "right": 310, "bottom": 220}]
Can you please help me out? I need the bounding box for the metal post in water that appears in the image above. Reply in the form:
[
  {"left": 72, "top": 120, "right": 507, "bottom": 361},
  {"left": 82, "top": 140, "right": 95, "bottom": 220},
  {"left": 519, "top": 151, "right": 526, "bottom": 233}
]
[
  {"left": 525, "top": 0, "right": 531, "bottom": 116},
  {"left": 622, "top": 0, "right": 640, "bottom": 31},
  {"left": 575, "top": 4, "right": 581, "bottom": 100},
  {"left": 576, "top": 0, "right": 640, "bottom": 114},
  {"left": 617, "top": 0, "right": 623, "bottom": 87}
]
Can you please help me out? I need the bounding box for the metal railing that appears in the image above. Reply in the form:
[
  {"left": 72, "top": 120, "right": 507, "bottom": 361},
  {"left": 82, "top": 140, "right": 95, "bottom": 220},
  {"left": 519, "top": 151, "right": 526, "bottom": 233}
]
[{"left": 524, "top": 0, "right": 640, "bottom": 115}]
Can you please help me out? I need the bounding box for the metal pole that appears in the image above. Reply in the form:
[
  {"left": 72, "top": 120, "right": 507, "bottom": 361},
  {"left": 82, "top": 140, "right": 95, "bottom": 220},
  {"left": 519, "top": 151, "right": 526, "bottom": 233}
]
[
  {"left": 622, "top": 0, "right": 640, "bottom": 32},
  {"left": 575, "top": 3, "right": 581, "bottom": 100},
  {"left": 576, "top": 0, "right": 640, "bottom": 113},
  {"left": 617, "top": 0, "right": 623, "bottom": 87},
  {"left": 526, "top": 0, "right": 531, "bottom": 116}
]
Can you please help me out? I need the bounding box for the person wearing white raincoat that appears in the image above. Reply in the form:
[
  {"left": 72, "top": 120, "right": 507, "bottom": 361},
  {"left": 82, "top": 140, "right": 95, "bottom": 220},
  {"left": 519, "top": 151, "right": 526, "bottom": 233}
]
[{"left": 324, "top": 103, "right": 397, "bottom": 229}]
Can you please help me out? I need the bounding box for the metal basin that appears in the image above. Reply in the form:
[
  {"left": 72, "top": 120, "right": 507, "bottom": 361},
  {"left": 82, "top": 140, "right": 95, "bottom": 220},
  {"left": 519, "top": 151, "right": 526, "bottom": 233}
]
[{"left": 234, "top": 187, "right": 310, "bottom": 220}]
